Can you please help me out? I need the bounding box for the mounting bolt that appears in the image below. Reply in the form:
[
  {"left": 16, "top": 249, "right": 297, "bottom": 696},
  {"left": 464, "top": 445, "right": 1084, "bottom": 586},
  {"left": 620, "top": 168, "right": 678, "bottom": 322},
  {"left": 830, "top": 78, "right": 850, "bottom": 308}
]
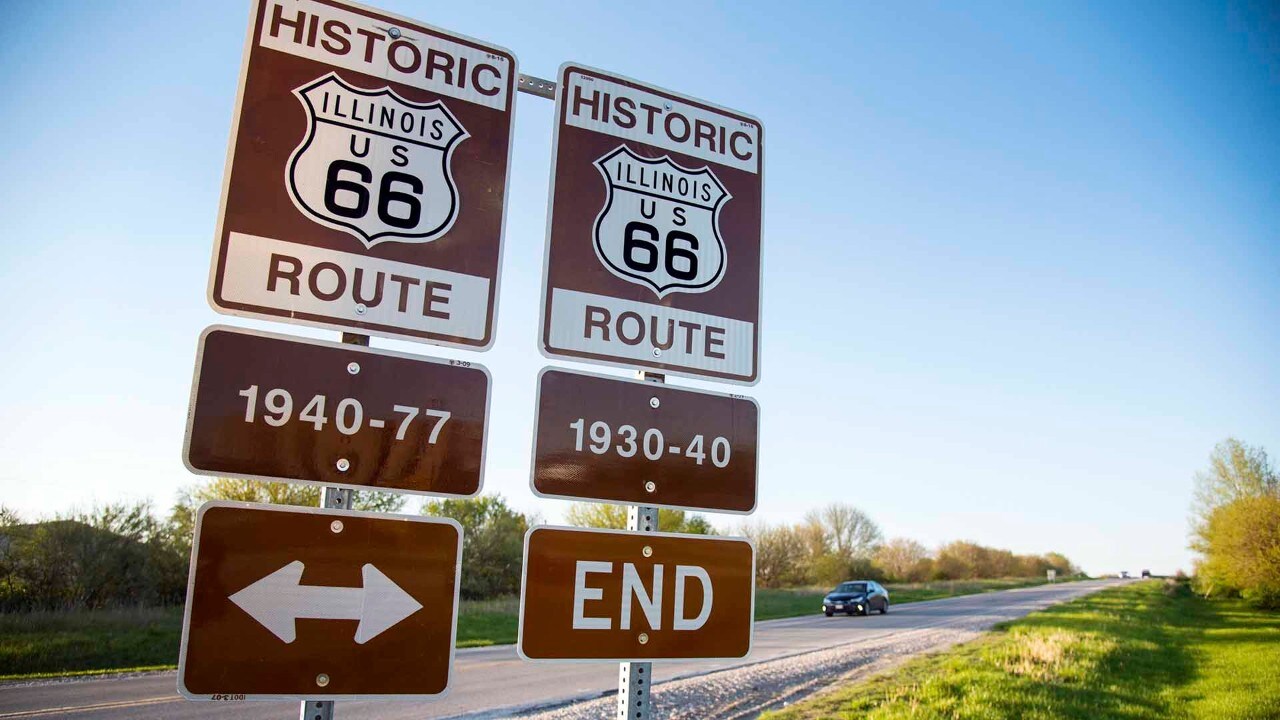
[
  {"left": 347, "top": 362, "right": 360, "bottom": 375},
  {"left": 330, "top": 520, "right": 344, "bottom": 534},
  {"left": 642, "top": 545, "right": 653, "bottom": 557},
  {"left": 387, "top": 26, "right": 401, "bottom": 39},
  {"left": 649, "top": 397, "right": 660, "bottom": 409},
  {"left": 638, "top": 633, "right": 649, "bottom": 644},
  {"left": 645, "top": 481, "right": 656, "bottom": 493},
  {"left": 336, "top": 458, "right": 350, "bottom": 472},
  {"left": 316, "top": 673, "right": 330, "bottom": 687},
  {"left": 652, "top": 348, "right": 661, "bottom": 357},
  {"left": 355, "top": 303, "right": 367, "bottom": 315}
]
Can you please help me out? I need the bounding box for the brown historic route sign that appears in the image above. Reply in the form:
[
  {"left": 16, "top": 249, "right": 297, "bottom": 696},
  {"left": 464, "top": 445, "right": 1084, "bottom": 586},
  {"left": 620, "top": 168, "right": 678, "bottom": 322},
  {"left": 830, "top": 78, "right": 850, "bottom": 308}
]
[
  {"left": 530, "top": 367, "right": 757, "bottom": 512},
  {"left": 519, "top": 526, "right": 755, "bottom": 661},
  {"left": 179, "top": 502, "right": 461, "bottom": 699},
  {"left": 209, "top": 0, "right": 517, "bottom": 348},
  {"left": 538, "top": 64, "right": 764, "bottom": 384},
  {"left": 183, "top": 326, "right": 489, "bottom": 496}
]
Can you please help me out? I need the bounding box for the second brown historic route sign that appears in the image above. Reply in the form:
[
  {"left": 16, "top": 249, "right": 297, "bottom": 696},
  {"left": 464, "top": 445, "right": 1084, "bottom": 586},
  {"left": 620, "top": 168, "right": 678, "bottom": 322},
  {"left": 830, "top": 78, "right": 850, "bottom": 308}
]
[
  {"left": 179, "top": 502, "right": 462, "bottom": 699},
  {"left": 530, "top": 367, "right": 757, "bottom": 512},
  {"left": 519, "top": 526, "right": 754, "bottom": 661},
  {"left": 538, "top": 64, "right": 764, "bottom": 384},
  {"left": 183, "top": 326, "right": 489, "bottom": 496},
  {"left": 209, "top": 0, "right": 517, "bottom": 348}
]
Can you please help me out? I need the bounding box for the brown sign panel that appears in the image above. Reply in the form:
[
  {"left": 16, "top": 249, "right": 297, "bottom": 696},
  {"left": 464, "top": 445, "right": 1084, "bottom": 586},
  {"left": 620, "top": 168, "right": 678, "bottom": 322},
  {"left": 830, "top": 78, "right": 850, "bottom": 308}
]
[
  {"left": 184, "top": 326, "right": 489, "bottom": 496},
  {"left": 179, "top": 502, "right": 461, "bottom": 699},
  {"left": 531, "top": 368, "right": 757, "bottom": 513},
  {"left": 518, "top": 526, "right": 755, "bottom": 661},
  {"left": 209, "top": 0, "right": 517, "bottom": 348},
  {"left": 539, "top": 64, "right": 764, "bottom": 384}
]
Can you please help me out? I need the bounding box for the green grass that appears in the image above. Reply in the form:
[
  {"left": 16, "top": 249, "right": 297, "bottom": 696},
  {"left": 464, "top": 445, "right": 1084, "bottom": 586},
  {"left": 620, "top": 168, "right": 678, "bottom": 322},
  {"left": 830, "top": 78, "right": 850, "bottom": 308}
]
[
  {"left": 0, "top": 578, "right": 1056, "bottom": 680},
  {"left": 0, "top": 606, "right": 183, "bottom": 680},
  {"left": 762, "top": 579, "right": 1280, "bottom": 720}
]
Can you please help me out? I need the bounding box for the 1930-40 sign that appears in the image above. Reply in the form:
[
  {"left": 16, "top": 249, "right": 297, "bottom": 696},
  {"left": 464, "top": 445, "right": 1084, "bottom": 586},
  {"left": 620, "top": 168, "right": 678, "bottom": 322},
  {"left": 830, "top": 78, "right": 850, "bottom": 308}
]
[
  {"left": 539, "top": 64, "right": 764, "bottom": 384},
  {"left": 209, "top": 0, "right": 517, "bottom": 349}
]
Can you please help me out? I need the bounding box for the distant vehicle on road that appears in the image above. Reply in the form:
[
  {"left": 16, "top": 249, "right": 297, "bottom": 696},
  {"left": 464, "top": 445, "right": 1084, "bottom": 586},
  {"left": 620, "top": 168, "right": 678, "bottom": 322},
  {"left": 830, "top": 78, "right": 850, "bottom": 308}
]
[
  {"left": 822, "top": 580, "right": 889, "bottom": 616},
  {"left": 1141, "top": 569, "right": 1151, "bottom": 578},
  {"left": 1120, "top": 571, "right": 1130, "bottom": 579}
]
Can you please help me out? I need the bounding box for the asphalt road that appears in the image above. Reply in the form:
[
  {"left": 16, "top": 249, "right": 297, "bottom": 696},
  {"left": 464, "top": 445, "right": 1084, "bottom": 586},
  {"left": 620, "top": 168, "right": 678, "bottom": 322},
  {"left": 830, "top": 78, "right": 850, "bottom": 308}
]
[{"left": 0, "top": 580, "right": 1122, "bottom": 720}]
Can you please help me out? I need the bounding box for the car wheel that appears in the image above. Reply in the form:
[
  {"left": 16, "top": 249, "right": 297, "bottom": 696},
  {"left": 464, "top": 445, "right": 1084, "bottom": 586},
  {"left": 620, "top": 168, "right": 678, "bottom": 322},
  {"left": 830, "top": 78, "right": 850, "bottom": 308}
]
[
  {"left": 824, "top": 610, "right": 833, "bottom": 617},
  {"left": 880, "top": 600, "right": 889, "bottom": 615}
]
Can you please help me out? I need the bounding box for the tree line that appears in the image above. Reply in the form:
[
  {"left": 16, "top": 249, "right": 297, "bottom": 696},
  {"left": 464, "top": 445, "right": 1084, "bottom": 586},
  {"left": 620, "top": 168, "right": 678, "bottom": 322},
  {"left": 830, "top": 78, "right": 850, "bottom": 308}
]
[
  {"left": 0, "top": 480, "right": 1078, "bottom": 612},
  {"left": 1190, "top": 438, "right": 1280, "bottom": 608},
  {"left": 738, "top": 503, "right": 1077, "bottom": 588}
]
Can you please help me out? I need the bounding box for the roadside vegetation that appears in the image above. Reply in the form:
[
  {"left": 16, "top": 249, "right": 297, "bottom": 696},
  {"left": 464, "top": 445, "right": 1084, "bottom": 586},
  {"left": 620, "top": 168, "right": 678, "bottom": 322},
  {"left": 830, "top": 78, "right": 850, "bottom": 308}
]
[
  {"left": 0, "top": 578, "right": 1059, "bottom": 678},
  {"left": 763, "top": 579, "right": 1280, "bottom": 720},
  {"left": 1189, "top": 438, "right": 1279, "bottom": 609},
  {"left": 0, "top": 480, "right": 1081, "bottom": 678}
]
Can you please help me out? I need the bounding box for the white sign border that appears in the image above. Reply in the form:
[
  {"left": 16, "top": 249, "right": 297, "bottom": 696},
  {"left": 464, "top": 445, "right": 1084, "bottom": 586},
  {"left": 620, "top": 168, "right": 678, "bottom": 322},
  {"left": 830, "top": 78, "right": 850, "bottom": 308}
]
[
  {"left": 206, "top": 0, "right": 519, "bottom": 352},
  {"left": 536, "top": 61, "right": 766, "bottom": 386},
  {"left": 177, "top": 500, "right": 464, "bottom": 701},
  {"left": 182, "top": 324, "right": 490, "bottom": 499},
  {"left": 527, "top": 365, "right": 759, "bottom": 514},
  {"left": 516, "top": 524, "right": 757, "bottom": 663}
]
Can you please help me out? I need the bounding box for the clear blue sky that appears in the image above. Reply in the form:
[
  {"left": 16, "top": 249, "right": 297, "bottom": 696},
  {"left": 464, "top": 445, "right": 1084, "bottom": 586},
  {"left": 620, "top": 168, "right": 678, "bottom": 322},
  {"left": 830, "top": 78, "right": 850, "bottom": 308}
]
[{"left": 1, "top": 1, "right": 1276, "bottom": 576}]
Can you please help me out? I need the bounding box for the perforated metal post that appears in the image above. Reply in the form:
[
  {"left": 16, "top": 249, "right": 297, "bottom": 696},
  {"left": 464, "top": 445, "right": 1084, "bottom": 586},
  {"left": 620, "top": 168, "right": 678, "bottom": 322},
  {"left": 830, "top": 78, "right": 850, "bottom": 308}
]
[
  {"left": 618, "top": 371, "right": 663, "bottom": 719},
  {"left": 618, "top": 504, "right": 657, "bottom": 719},
  {"left": 298, "top": 333, "right": 367, "bottom": 720}
]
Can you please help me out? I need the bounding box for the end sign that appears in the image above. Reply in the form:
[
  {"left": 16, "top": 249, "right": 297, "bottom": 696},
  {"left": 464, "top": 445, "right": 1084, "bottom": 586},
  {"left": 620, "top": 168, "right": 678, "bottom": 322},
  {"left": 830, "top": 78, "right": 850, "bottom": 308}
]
[{"left": 539, "top": 64, "right": 764, "bottom": 384}]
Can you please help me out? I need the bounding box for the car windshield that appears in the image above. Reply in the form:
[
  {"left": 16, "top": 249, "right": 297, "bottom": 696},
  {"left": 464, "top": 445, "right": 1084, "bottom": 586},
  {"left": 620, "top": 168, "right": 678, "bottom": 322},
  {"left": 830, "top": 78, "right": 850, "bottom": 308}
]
[{"left": 835, "top": 582, "right": 867, "bottom": 593}]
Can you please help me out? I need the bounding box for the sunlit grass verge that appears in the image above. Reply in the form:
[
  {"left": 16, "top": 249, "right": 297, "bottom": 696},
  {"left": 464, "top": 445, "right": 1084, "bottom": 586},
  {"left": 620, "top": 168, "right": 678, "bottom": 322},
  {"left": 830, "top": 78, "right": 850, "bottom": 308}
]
[{"left": 762, "top": 579, "right": 1280, "bottom": 720}]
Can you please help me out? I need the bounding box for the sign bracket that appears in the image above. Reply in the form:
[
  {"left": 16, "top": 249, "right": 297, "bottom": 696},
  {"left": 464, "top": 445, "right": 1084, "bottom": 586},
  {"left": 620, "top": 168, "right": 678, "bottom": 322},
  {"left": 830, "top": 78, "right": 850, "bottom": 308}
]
[{"left": 517, "top": 73, "right": 556, "bottom": 99}]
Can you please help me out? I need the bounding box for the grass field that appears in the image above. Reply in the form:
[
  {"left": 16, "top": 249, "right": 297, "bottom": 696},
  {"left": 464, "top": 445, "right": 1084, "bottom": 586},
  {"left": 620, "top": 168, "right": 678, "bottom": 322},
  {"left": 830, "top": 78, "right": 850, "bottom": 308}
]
[
  {"left": 0, "top": 578, "right": 1051, "bottom": 680},
  {"left": 763, "top": 579, "right": 1280, "bottom": 720}
]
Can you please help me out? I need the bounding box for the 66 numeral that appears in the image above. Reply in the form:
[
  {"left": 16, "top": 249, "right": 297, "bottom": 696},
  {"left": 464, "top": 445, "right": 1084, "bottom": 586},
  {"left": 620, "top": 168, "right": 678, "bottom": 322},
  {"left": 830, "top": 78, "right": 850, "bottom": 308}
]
[
  {"left": 324, "top": 160, "right": 423, "bottom": 229},
  {"left": 622, "top": 221, "right": 699, "bottom": 281}
]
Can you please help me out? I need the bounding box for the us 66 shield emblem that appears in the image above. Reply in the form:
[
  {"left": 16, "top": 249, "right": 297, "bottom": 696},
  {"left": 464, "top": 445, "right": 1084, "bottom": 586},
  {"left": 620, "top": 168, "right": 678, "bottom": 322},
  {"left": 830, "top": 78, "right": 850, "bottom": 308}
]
[
  {"left": 593, "top": 145, "right": 729, "bottom": 298},
  {"left": 287, "top": 73, "right": 468, "bottom": 247}
]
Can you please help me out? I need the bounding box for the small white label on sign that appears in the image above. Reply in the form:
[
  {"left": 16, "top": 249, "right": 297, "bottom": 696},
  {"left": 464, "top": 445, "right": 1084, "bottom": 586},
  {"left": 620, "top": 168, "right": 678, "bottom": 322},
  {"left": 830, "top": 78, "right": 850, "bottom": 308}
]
[
  {"left": 564, "top": 71, "right": 759, "bottom": 174},
  {"left": 220, "top": 232, "right": 490, "bottom": 340},
  {"left": 259, "top": 0, "right": 511, "bottom": 110},
  {"left": 546, "top": 288, "right": 754, "bottom": 377}
]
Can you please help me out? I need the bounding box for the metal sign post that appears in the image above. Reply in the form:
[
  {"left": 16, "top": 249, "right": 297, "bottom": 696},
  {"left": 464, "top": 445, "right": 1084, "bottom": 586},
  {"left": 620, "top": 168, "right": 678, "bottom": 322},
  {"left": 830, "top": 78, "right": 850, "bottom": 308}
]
[
  {"left": 304, "top": 333, "right": 362, "bottom": 720},
  {"left": 618, "top": 371, "right": 661, "bottom": 720}
]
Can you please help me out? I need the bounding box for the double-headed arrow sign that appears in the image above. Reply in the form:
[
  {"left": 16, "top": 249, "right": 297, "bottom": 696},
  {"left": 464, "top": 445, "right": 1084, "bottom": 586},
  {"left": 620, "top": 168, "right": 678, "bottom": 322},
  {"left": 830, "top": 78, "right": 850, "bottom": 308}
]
[
  {"left": 230, "top": 561, "right": 423, "bottom": 644},
  {"left": 179, "top": 503, "right": 461, "bottom": 700}
]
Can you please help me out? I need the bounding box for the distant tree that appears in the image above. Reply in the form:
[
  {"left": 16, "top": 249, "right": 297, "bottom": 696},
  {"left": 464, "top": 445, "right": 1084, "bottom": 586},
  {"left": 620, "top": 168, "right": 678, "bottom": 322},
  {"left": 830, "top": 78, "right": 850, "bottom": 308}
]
[
  {"left": 875, "top": 538, "right": 929, "bottom": 582},
  {"left": 424, "top": 495, "right": 529, "bottom": 599},
  {"left": 169, "top": 478, "right": 405, "bottom": 555},
  {"left": 738, "top": 522, "right": 806, "bottom": 588},
  {"left": 563, "top": 503, "right": 714, "bottom": 534},
  {"left": 803, "top": 504, "right": 883, "bottom": 559},
  {"left": 1191, "top": 439, "right": 1278, "bottom": 534},
  {"left": 1190, "top": 439, "right": 1280, "bottom": 607}
]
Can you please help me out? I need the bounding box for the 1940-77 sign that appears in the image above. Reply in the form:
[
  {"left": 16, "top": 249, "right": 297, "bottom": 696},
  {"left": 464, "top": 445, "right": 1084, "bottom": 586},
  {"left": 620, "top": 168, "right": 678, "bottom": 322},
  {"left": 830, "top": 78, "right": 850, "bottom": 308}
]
[
  {"left": 209, "top": 0, "right": 516, "bottom": 349},
  {"left": 539, "top": 64, "right": 764, "bottom": 384}
]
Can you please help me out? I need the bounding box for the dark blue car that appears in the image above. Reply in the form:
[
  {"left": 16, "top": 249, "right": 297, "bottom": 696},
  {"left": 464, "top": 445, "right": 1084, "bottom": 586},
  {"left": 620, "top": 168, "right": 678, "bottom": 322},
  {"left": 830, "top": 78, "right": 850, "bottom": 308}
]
[{"left": 822, "top": 580, "right": 889, "bottom": 616}]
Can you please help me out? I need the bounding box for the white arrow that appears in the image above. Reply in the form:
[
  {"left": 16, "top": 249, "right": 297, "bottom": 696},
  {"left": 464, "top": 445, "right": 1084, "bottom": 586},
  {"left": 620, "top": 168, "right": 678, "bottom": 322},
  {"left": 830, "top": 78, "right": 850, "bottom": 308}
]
[{"left": 229, "top": 561, "right": 423, "bottom": 644}]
